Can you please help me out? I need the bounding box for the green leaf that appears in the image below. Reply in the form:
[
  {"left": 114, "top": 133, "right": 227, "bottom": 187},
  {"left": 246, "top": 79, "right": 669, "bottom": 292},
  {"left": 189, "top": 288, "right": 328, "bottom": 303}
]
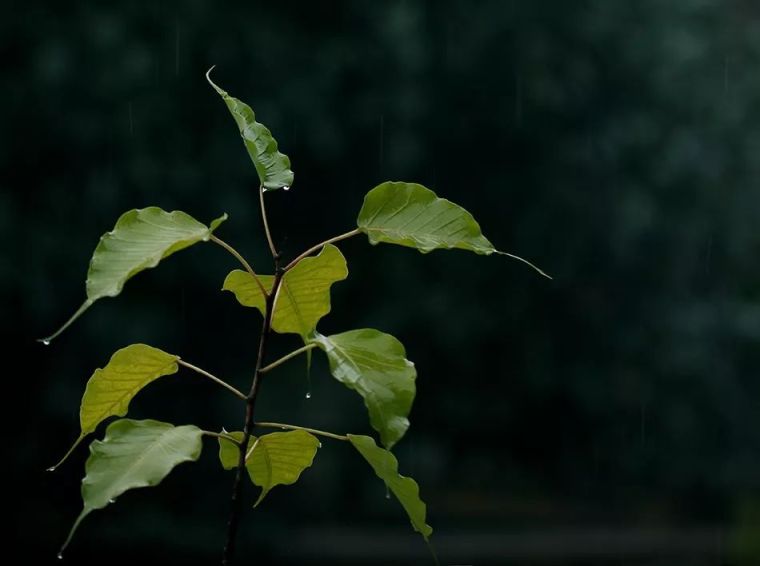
[
  {"left": 61, "top": 419, "right": 203, "bottom": 554},
  {"left": 356, "top": 182, "right": 550, "bottom": 277},
  {"left": 218, "top": 430, "right": 320, "bottom": 506},
  {"left": 41, "top": 207, "right": 227, "bottom": 343},
  {"left": 348, "top": 434, "right": 432, "bottom": 541},
  {"left": 223, "top": 244, "right": 348, "bottom": 341},
  {"left": 206, "top": 68, "right": 294, "bottom": 191},
  {"left": 51, "top": 344, "right": 180, "bottom": 470},
  {"left": 357, "top": 182, "right": 493, "bottom": 253},
  {"left": 311, "top": 329, "right": 416, "bottom": 449}
]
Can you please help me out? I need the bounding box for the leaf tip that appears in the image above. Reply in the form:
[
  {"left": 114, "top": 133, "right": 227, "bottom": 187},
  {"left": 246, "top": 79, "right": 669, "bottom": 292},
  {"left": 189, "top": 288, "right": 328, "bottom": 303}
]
[{"left": 205, "top": 66, "right": 225, "bottom": 96}]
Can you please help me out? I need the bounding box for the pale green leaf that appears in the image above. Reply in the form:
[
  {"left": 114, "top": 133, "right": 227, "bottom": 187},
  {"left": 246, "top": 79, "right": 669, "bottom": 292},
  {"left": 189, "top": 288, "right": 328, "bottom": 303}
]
[
  {"left": 51, "top": 344, "right": 179, "bottom": 470},
  {"left": 61, "top": 419, "right": 203, "bottom": 554},
  {"left": 206, "top": 69, "right": 294, "bottom": 191},
  {"left": 348, "top": 434, "right": 432, "bottom": 541},
  {"left": 42, "top": 207, "right": 227, "bottom": 343},
  {"left": 218, "top": 430, "right": 320, "bottom": 506},
  {"left": 222, "top": 244, "right": 348, "bottom": 341},
  {"left": 311, "top": 329, "right": 415, "bottom": 449}
]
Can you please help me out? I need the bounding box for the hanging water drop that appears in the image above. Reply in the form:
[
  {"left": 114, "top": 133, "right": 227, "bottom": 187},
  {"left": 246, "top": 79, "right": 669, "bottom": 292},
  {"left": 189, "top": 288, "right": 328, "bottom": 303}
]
[
  {"left": 40, "top": 338, "right": 51, "bottom": 346},
  {"left": 305, "top": 391, "right": 311, "bottom": 399},
  {"left": 385, "top": 485, "right": 391, "bottom": 499},
  {"left": 317, "top": 441, "right": 322, "bottom": 448},
  {"left": 282, "top": 185, "right": 290, "bottom": 191},
  {"left": 108, "top": 498, "right": 116, "bottom": 504},
  {"left": 46, "top": 466, "right": 56, "bottom": 472}
]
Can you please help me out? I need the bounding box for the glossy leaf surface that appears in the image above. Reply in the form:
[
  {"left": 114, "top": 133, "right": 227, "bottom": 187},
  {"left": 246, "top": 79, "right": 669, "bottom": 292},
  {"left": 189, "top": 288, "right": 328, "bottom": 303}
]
[
  {"left": 348, "top": 434, "right": 432, "bottom": 540},
  {"left": 207, "top": 70, "right": 294, "bottom": 190},
  {"left": 62, "top": 419, "right": 203, "bottom": 553},
  {"left": 311, "top": 329, "right": 416, "bottom": 449}
]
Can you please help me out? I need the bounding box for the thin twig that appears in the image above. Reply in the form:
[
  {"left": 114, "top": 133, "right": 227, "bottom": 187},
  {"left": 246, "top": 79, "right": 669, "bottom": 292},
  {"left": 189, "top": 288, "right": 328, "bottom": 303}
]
[
  {"left": 259, "top": 185, "right": 278, "bottom": 259},
  {"left": 255, "top": 421, "right": 348, "bottom": 442},
  {"left": 178, "top": 359, "right": 247, "bottom": 401},
  {"left": 202, "top": 431, "right": 242, "bottom": 446},
  {"left": 210, "top": 234, "right": 269, "bottom": 298},
  {"left": 284, "top": 228, "right": 361, "bottom": 271},
  {"left": 260, "top": 343, "right": 317, "bottom": 373}
]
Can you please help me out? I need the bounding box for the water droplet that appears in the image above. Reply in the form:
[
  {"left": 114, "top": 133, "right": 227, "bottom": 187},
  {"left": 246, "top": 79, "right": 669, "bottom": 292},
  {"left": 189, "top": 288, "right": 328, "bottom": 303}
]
[
  {"left": 385, "top": 485, "right": 391, "bottom": 499},
  {"left": 317, "top": 442, "right": 322, "bottom": 448},
  {"left": 46, "top": 466, "right": 56, "bottom": 472},
  {"left": 282, "top": 185, "right": 290, "bottom": 191},
  {"left": 57, "top": 553, "right": 64, "bottom": 560},
  {"left": 41, "top": 339, "right": 51, "bottom": 346},
  {"left": 108, "top": 498, "right": 116, "bottom": 504},
  {"left": 305, "top": 392, "right": 311, "bottom": 399}
]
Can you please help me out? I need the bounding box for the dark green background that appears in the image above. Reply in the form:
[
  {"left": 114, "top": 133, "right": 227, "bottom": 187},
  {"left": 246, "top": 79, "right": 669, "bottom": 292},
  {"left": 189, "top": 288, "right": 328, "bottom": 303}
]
[{"left": 4, "top": 1, "right": 759, "bottom": 564}]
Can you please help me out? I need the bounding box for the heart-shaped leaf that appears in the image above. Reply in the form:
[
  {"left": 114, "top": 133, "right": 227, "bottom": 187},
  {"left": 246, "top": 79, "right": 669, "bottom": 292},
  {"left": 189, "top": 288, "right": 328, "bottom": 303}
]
[
  {"left": 61, "top": 419, "right": 203, "bottom": 555},
  {"left": 42, "top": 207, "right": 227, "bottom": 343},
  {"left": 311, "top": 329, "right": 416, "bottom": 449},
  {"left": 356, "top": 182, "right": 550, "bottom": 277},
  {"left": 51, "top": 344, "right": 180, "bottom": 470},
  {"left": 223, "top": 244, "right": 348, "bottom": 341},
  {"left": 348, "top": 434, "right": 432, "bottom": 541},
  {"left": 206, "top": 69, "right": 294, "bottom": 191},
  {"left": 218, "top": 430, "right": 320, "bottom": 506}
]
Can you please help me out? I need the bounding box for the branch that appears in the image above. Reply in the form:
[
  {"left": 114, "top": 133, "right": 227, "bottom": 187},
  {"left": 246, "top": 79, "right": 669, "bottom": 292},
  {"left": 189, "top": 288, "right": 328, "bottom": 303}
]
[
  {"left": 255, "top": 421, "right": 348, "bottom": 442},
  {"left": 221, "top": 267, "right": 284, "bottom": 565},
  {"left": 178, "top": 359, "right": 247, "bottom": 401},
  {"left": 259, "top": 343, "right": 317, "bottom": 374},
  {"left": 210, "top": 234, "right": 269, "bottom": 299},
  {"left": 284, "top": 228, "right": 361, "bottom": 271}
]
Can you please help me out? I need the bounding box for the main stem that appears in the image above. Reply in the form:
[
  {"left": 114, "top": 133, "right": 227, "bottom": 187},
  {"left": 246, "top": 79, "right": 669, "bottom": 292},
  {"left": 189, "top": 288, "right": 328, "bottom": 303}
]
[{"left": 221, "top": 187, "right": 283, "bottom": 565}]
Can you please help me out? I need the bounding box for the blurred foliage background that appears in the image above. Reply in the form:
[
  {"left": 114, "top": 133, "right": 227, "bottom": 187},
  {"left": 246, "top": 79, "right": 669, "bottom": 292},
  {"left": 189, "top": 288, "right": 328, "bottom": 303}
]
[{"left": 4, "top": 0, "right": 760, "bottom": 564}]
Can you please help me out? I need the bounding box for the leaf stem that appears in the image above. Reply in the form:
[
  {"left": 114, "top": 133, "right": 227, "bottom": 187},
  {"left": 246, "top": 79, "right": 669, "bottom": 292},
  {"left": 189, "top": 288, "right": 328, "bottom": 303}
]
[
  {"left": 260, "top": 343, "right": 317, "bottom": 373},
  {"left": 178, "top": 359, "right": 247, "bottom": 401},
  {"left": 202, "top": 431, "right": 242, "bottom": 446},
  {"left": 255, "top": 421, "right": 348, "bottom": 442},
  {"left": 259, "top": 184, "right": 278, "bottom": 259},
  {"left": 210, "top": 234, "right": 269, "bottom": 298},
  {"left": 284, "top": 228, "right": 361, "bottom": 271}
]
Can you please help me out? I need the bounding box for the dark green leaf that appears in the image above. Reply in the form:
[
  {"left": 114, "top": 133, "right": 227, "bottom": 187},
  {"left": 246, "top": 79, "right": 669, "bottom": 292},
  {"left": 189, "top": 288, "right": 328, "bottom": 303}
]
[
  {"left": 206, "top": 69, "right": 294, "bottom": 191},
  {"left": 61, "top": 419, "right": 203, "bottom": 554},
  {"left": 348, "top": 434, "right": 432, "bottom": 540},
  {"left": 311, "top": 329, "right": 416, "bottom": 449}
]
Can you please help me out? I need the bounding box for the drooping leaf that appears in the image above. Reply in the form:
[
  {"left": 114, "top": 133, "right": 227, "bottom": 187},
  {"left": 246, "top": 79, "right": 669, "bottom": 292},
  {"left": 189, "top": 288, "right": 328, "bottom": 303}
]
[
  {"left": 51, "top": 344, "right": 179, "bottom": 470},
  {"left": 41, "top": 207, "right": 227, "bottom": 343},
  {"left": 223, "top": 244, "right": 348, "bottom": 341},
  {"left": 206, "top": 69, "right": 294, "bottom": 191},
  {"left": 356, "top": 182, "right": 550, "bottom": 277},
  {"left": 311, "top": 329, "right": 415, "bottom": 449},
  {"left": 348, "top": 434, "right": 432, "bottom": 541},
  {"left": 218, "top": 430, "right": 320, "bottom": 506},
  {"left": 61, "top": 419, "right": 203, "bottom": 554}
]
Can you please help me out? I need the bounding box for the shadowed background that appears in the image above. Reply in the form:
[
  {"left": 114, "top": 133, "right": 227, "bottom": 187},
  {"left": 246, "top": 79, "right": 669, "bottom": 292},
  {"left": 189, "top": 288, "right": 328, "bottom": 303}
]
[{"left": 3, "top": 0, "right": 760, "bottom": 564}]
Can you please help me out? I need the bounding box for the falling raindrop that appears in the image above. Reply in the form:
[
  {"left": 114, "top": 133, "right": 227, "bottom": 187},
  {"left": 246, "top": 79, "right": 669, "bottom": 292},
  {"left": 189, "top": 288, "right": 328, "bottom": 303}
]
[
  {"left": 305, "top": 391, "right": 311, "bottom": 400},
  {"left": 57, "top": 552, "right": 64, "bottom": 560}
]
